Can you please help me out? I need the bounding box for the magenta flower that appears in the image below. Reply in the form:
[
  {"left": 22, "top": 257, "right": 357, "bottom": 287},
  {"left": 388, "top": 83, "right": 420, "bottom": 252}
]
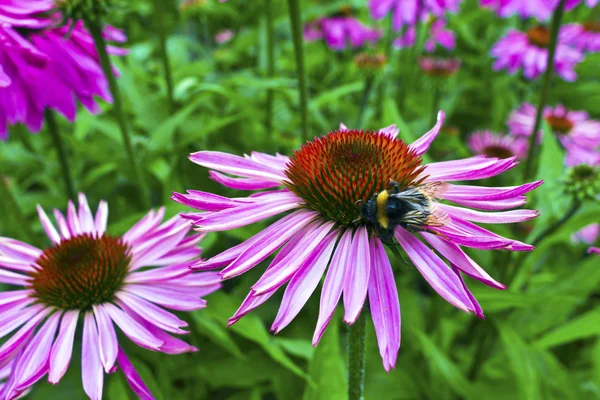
[
  {"left": 468, "top": 130, "right": 528, "bottom": 159},
  {"left": 490, "top": 26, "right": 584, "bottom": 81},
  {"left": 215, "top": 29, "right": 234, "bottom": 44},
  {"left": 480, "top": 0, "right": 598, "bottom": 20},
  {"left": 0, "top": 0, "right": 53, "bottom": 28},
  {"left": 508, "top": 103, "right": 600, "bottom": 166},
  {"left": 0, "top": 194, "right": 220, "bottom": 399},
  {"left": 0, "top": 3, "right": 128, "bottom": 139},
  {"left": 303, "top": 17, "right": 381, "bottom": 51},
  {"left": 173, "top": 111, "right": 541, "bottom": 370},
  {"left": 560, "top": 22, "right": 600, "bottom": 53},
  {"left": 369, "top": 0, "right": 461, "bottom": 31},
  {"left": 393, "top": 17, "right": 455, "bottom": 51}
]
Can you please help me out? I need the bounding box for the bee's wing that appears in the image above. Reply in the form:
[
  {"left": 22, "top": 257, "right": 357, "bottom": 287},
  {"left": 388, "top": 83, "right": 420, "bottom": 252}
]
[
  {"left": 418, "top": 182, "right": 449, "bottom": 201},
  {"left": 425, "top": 205, "right": 450, "bottom": 227},
  {"left": 389, "top": 187, "right": 424, "bottom": 203}
]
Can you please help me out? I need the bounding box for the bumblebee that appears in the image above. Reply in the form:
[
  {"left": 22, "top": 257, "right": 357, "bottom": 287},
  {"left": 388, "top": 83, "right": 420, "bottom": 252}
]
[{"left": 357, "top": 180, "right": 449, "bottom": 241}]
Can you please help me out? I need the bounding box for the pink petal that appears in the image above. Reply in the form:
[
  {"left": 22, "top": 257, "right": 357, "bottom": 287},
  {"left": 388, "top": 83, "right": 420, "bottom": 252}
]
[
  {"left": 102, "top": 303, "right": 164, "bottom": 350},
  {"left": 92, "top": 305, "right": 118, "bottom": 373},
  {"left": 116, "top": 347, "right": 154, "bottom": 400},
  {"left": 82, "top": 312, "right": 103, "bottom": 400},
  {"left": 409, "top": 110, "right": 445, "bottom": 156},
  {"left": 116, "top": 292, "right": 188, "bottom": 334},
  {"left": 189, "top": 151, "right": 286, "bottom": 182},
  {"left": 48, "top": 310, "right": 79, "bottom": 384},
  {"left": 36, "top": 205, "right": 60, "bottom": 244},
  {"left": 343, "top": 226, "right": 371, "bottom": 324}
]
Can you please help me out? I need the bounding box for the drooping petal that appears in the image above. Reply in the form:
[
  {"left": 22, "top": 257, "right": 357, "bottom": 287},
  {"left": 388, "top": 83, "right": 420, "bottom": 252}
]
[
  {"left": 343, "top": 226, "right": 371, "bottom": 324},
  {"left": 313, "top": 229, "right": 353, "bottom": 345},
  {"left": 48, "top": 310, "right": 79, "bottom": 384},
  {"left": 395, "top": 228, "right": 476, "bottom": 314},
  {"left": 368, "top": 237, "right": 401, "bottom": 372},
  {"left": 82, "top": 312, "right": 103, "bottom": 400},
  {"left": 102, "top": 303, "right": 164, "bottom": 350},
  {"left": 116, "top": 347, "right": 154, "bottom": 400},
  {"left": 92, "top": 305, "right": 118, "bottom": 373}
]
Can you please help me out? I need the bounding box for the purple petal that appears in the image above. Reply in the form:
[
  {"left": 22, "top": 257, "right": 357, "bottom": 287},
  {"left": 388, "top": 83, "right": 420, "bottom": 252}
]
[
  {"left": 343, "top": 226, "right": 371, "bottom": 324},
  {"left": 82, "top": 312, "right": 103, "bottom": 400},
  {"left": 189, "top": 151, "right": 286, "bottom": 182},
  {"left": 92, "top": 305, "right": 118, "bottom": 373},
  {"left": 102, "top": 303, "right": 164, "bottom": 350},
  {"left": 116, "top": 347, "right": 155, "bottom": 400},
  {"left": 48, "top": 310, "right": 79, "bottom": 384},
  {"left": 116, "top": 292, "right": 188, "bottom": 334},
  {"left": 94, "top": 201, "right": 108, "bottom": 236},
  {"left": 368, "top": 237, "right": 401, "bottom": 371},
  {"left": 36, "top": 205, "right": 60, "bottom": 244},
  {"left": 439, "top": 204, "right": 539, "bottom": 224},
  {"left": 124, "top": 285, "right": 206, "bottom": 312},
  {"left": 409, "top": 110, "right": 445, "bottom": 156}
]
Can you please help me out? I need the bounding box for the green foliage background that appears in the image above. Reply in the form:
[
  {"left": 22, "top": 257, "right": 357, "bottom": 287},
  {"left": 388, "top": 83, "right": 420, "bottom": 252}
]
[{"left": 1, "top": 0, "right": 599, "bottom": 399}]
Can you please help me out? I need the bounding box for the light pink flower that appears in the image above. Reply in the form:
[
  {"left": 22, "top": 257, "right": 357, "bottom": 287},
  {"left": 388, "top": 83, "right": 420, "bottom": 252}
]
[
  {"left": 0, "top": 194, "right": 220, "bottom": 399},
  {"left": 215, "top": 29, "right": 234, "bottom": 44},
  {"left": 572, "top": 224, "right": 599, "bottom": 245},
  {"left": 491, "top": 26, "right": 584, "bottom": 81},
  {"left": 173, "top": 111, "right": 541, "bottom": 371},
  {"left": 303, "top": 17, "right": 381, "bottom": 51},
  {"left": 508, "top": 103, "right": 600, "bottom": 166},
  {"left": 560, "top": 22, "right": 600, "bottom": 53},
  {"left": 468, "top": 131, "right": 528, "bottom": 159}
]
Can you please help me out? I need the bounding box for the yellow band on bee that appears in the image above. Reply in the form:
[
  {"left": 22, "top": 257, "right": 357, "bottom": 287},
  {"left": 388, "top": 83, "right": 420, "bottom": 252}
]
[{"left": 376, "top": 190, "right": 389, "bottom": 229}]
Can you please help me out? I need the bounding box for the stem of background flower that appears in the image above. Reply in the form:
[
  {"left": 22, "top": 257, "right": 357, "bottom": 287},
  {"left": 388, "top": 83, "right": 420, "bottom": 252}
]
[
  {"left": 154, "top": 0, "right": 176, "bottom": 115},
  {"left": 45, "top": 110, "right": 76, "bottom": 201},
  {"left": 356, "top": 76, "right": 375, "bottom": 128},
  {"left": 286, "top": 0, "right": 309, "bottom": 143},
  {"left": 86, "top": 18, "right": 150, "bottom": 208},
  {"left": 266, "top": 0, "right": 276, "bottom": 142},
  {"left": 348, "top": 310, "right": 367, "bottom": 400},
  {"left": 0, "top": 176, "right": 35, "bottom": 243},
  {"left": 522, "top": 0, "right": 566, "bottom": 181}
]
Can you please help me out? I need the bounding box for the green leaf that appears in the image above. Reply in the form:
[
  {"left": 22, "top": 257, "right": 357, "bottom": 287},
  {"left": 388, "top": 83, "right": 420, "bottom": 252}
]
[
  {"left": 303, "top": 316, "right": 346, "bottom": 400},
  {"left": 534, "top": 309, "right": 600, "bottom": 349},
  {"left": 191, "top": 310, "right": 244, "bottom": 358},
  {"left": 497, "top": 322, "right": 541, "bottom": 400}
]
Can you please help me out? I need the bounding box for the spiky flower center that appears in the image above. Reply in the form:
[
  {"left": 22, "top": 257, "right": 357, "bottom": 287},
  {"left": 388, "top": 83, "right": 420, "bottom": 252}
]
[
  {"left": 483, "top": 145, "right": 514, "bottom": 159},
  {"left": 564, "top": 165, "right": 600, "bottom": 202},
  {"left": 419, "top": 57, "right": 461, "bottom": 77},
  {"left": 527, "top": 26, "right": 550, "bottom": 48},
  {"left": 354, "top": 53, "right": 387, "bottom": 70},
  {"left": 29, "top": 234, "right": 130, "bottom": 311},
  {"left": 546, "top": 115, "right": 574, "bottom": 134},
  {"left": 284, "top": 130, "right": 424, "bottom": 226},
  {"left": 583, "top": 21, "right": 600, "bottom": 32}
]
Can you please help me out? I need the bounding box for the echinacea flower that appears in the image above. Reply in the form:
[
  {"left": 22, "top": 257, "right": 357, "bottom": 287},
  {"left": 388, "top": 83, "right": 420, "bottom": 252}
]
[
  {"left": 0, "top": 194, "right": 220, "bottom": 399},
  {"left": 215, "top": 29, "right": 234, "bottom": 44},
  {"left": 393, "top": 17, "right": 455, "bottom": 51},
  {"left": 418, "top": 56, "right": 461, "bottom": 76},
  {"left": 303, "top": 17, "right": 381, "bottom": 51},
  {"left": 173, "top": 111, "right": 541, "bottom": 370},
  {"left": 560, "top": 22, "right": 600, "bottom": 53},
  {"left": 369, "top": 0, "right": 461, "bottom": 31},
  {"left": 0, "top": 0, "right": 54, "bottom": 28},
  {"left": 480, "top": 0, "right": 598, "bottom": 20},
  {"left": 0, "top": 2, "right": 127, "bottom": 140},
  {"left": 468, "top": 131, "right": 528, "bottom": 159},
  {"left": 572, "top": 223, "right": 600, "bottom": 255},
  {"left": 490, "top": 26, "right": 584, "bottom": 82},
  {"left": 508, "top": 103, "right": 600, "bottom": 166}
]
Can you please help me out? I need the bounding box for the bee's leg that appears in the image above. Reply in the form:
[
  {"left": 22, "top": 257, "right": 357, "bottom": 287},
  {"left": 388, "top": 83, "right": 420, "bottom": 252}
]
[{"left": 387, "top": 180, "right": 400, "bottom": 194}]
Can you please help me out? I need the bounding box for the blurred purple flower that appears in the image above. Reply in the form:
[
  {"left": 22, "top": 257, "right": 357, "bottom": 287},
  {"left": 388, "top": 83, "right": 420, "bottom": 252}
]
[
  {"left": 560, "top": 22, "right": 600, "bottom": 53},
  {"left": 369, "top": 0, "right": 461, "bottom": 31},
  {"left": 468, "top": 130, "right": 528, "bottom": 159},
  {"left": 572, "top": 224, "right": 600, "bottom": 256},
  {"left": 215, "top": 29, "right": 234, "bottom": 44},
  {"left": 173, "top": 111, "right": 541, "bottom": 371},
  {"left": 0, "top": 194, "right": 220, "bottom": 399},
  {"left": 508, "top": 103, "right": 600, "bottom": 166},
  {"left": 303, "top": 17, "right": 381, "bottom": 51},
  {"left": 425, "top": 19, "right": 455, "bottom": 52},
  {"left": 0, "top": 2, "right": 128, "bottom": 140},
  {"left": 480, "top": 0, "right": 598, "bottom": 20},
  {"left": 490, "top": 26, "right": 584, "bottom": 81}
]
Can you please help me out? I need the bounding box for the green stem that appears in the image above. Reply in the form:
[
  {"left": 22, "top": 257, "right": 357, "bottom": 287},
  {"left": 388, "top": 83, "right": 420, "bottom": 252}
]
[
  {"left": 530, "top": 201, "right": 581, "bottom": 248},
  {"left": 266, "top": 0, "right": 276, "bottom": 140},
  {"left": 286, "top": 0, "right": 309, "bottom": 143},
  {"left": 45, "top": 110, "right": 76, "bottom": 200},
  {"left": 85, "top": 18, "right": 150, "bottom": 208},
  {"left": 355, "top": 77, "right": 375, "bottom": 128},
  {"left": 154, "top": 0, "right": 176, "bottom": 114},
  {"left": 348, "top": 310, "right": 367, "bottom": 400},
  {"left": 0, "top": 177, "right": 35, "bottom": 243},
  {"left": 523, "top": 0, "right": 566, "bottom": 180}
]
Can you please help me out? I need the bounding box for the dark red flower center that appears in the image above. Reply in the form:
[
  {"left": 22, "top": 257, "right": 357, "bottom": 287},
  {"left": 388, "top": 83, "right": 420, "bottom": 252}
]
[
  {"left": 545, "top": 115, "right": 574, "bottom": 134},
  {"left": 527, "top": 26, "right": 550, "bottom": 48},
  {"left": 582, "top": 21, "right": 600, "bottom": 32},
  {"left": 483, "top": 145, "right": 514, "bottom": 159},
  {"left": 284, "top": 130, "right": 425, "bottom": 226},
  {"left": 29, "top": 234, "right": 131, "bottom": 311}
]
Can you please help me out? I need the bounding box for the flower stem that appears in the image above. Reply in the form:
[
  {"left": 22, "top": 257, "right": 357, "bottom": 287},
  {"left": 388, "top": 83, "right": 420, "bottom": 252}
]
[
  {"left": 348, "top": 310, "right": 367, "bottom": 400},
  {"left": 154, "top": 0, "right": 175, "bottom": 114},
  {"left": 266, "top": 0, "right": 276, "bottom": 140},
  {"left": 286, "top": 0, "right": 309, "bottom": 143},
  {"left": 356, "top": 76, "right": 375, "bottom": 128},
  {"left": 523, "top": 0, "right": 566, "bottom": 180},
  {"left": 85, "top": 18, "right": 150, "bottom": 208},
  {"left": 45, "top": 110, "right": 76, "bottom": 201},
  {"left": 0, "top": 176, "right": 35, "bottom": 243}
]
